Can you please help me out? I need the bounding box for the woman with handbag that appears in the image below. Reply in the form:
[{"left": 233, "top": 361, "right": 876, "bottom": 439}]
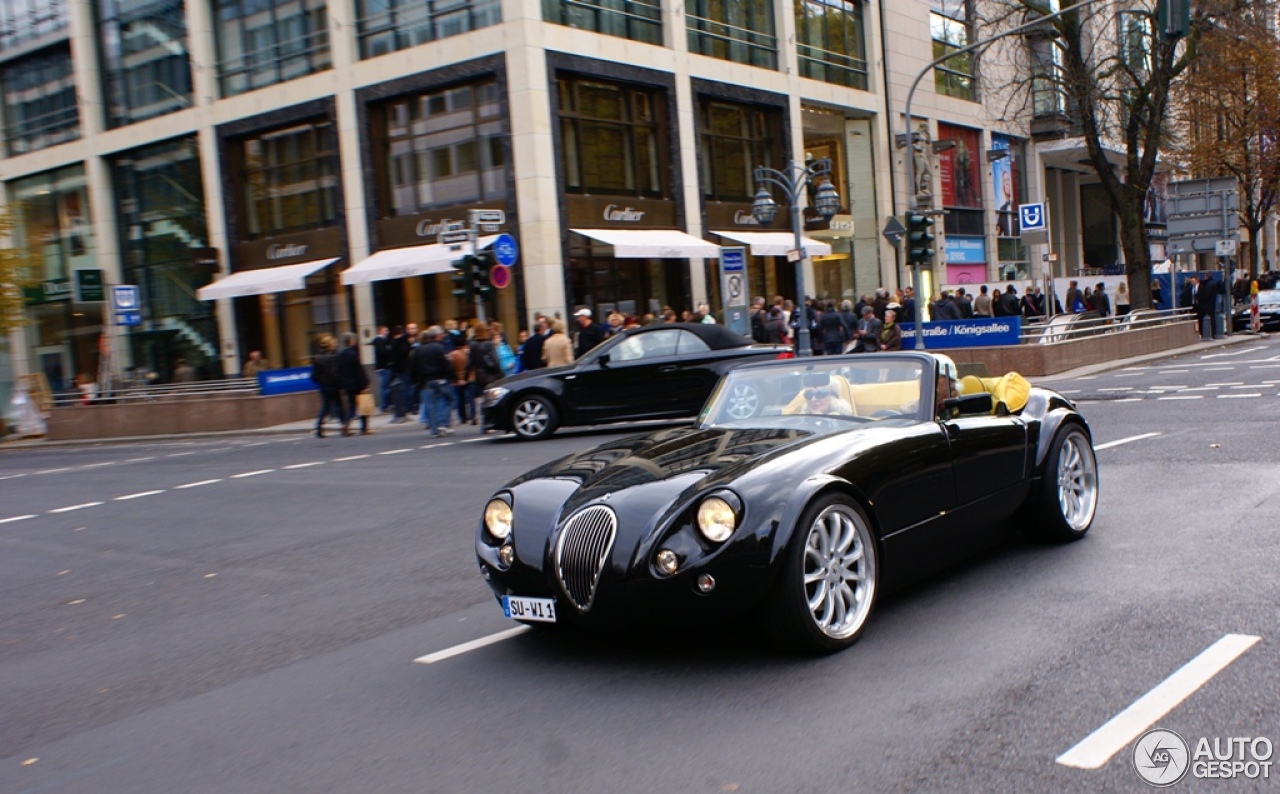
[{"left": 337, "top": 332, "right": 371, "bottom": 436}]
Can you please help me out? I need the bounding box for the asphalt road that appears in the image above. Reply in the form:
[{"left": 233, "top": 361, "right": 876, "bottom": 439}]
[{"left": 2, "top": 336, "right": 1279, "bottom": 793}]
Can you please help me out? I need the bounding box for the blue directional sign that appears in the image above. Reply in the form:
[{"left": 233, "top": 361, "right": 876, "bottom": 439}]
[
  {"left": 112, "top": 284, "right": 142, "bottom": 326},
  {"left": 1019, "top": 203, "right": 1047, "bottom": 233},
  {"left": 492, "top": 233, "right": 518, "bottom": 267}
]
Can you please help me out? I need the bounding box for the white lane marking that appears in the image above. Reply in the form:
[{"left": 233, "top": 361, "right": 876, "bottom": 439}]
[
  {"left": 1219, "top": 393, "right": 1261, "bottom": 399},
  {"left": 49, "top": 502, "right": 104, "bottom": 513},
  {"left": 420, "top": 444, "right": 446, "bottom": 449},
  {"left": 1231, "top": 383, "right": 1267, "bottom": 388},
  {"left": 0, "top": 473, "right": 28, "bottom": 481},
  {"left": 413, "top": 626, "right": 530, "bottom": 665},
  {"left": 125, "top": 457, "right": 156, "bottom": 463},
  {"left": 1115, "top": 398, "right": 1144, "bottom": 403},
  {"left": 37, "top": 467, "right": 72, "bottom": 474},
  {"left": 1098, "top": 388, "right": 1133, "bottom": 392},
  {"left": 1077, "top": 376, "right": 1096, "bottom": 380},
  {"left": 114, "top": 490, "right": 165, "bottom": 501},
  {"left": 1158, "top": 369, "right": 1189, "bottom": 373},
  {"left": 1114, "top": 373, "right": 1143, "bottom": 377},
  {"left": 0, "top": 515, "right": 37, "bottom": 524},
  {"left": 1206, "top": 382, "right": 1244, "bottom": 387},
  {"left": 1204, "top": 367, "right": 1236, "bottom": 372},
  {"left": 1056, "top": 634, "right": 1261, "bottom": 770},
  {"left": 174, "top": 479, "right": 222, "bottom": 489},
  {"left": 243, "top": 442, "right": 268, "bottom": 447},
  {"left": 1147, "top": 385, "right": 1188, "bottom": 390},
  {"left": 1094, "top": 432, "right": 1161, "bottom": 451},
  {"left": 82, "top": 461, "right": 115, "bottom": 468},
  {"left": 458, "top": 437, "right": 489, "bottom": 444},
  {"left": 1250, "top": 364, "right": 1280, "bottom": 369},
  {"left": 332, "top": 454, "right": 370, "bottom": 462},
  {"left": 166, "top": 452, "right": 195, "bottom": 458},
  {"left": 378, "top": 449, "right": 411, "bottom": 455},
  {"left": 1179, "top": 387, "right": 1216, "bottom": 392},
  {"left": 1201, "top": 349, "right": 1253, "bottom": 359},
  {"left": 283, "top": 461, "right": 326, "bottom": 469},
  {"left": 1157, "top": 395, "right": 1203, "bottom": 400},
  {"left": 1059, "top": 389, "right": 1082, "bottom": 394},
  {"left": 231, "top": 469, "right": 275, "bottom": 478}
]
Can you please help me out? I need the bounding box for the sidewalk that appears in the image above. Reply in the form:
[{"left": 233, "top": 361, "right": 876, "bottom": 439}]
[{"left": 3, "top": 333, "right": 1268, "bottom": 449}]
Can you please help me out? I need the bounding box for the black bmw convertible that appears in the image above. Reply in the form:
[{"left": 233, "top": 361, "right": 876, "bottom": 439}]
[{"left": 474, "top": 352, "right": 1098, "bottom": 653}]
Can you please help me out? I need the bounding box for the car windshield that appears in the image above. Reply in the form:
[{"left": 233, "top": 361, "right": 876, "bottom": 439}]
[{"left": 698, "top": 359, "right": 928, "bottom": 429}]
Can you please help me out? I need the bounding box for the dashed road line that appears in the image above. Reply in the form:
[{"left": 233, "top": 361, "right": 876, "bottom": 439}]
[
  {"left": 1218, "top": 393, "right": 1261, "bottom": 399},
  {"left": 231, "top": 469, "right": 275, "bottom": 478},
  {"left": 36, "top": 467, "right": 72, "bottom": 474},
  {"left": 174, "top": 479, "right": 222, "bottom": 489},
  {"left": 1157, "top": 369, "right": 1189, "bottom": 374},
  {"left": 413, "top": 626, "right": 530, "bottom": 665},
  {"left": 1206, "top": 382, "right": 1244, "bottom": 387},
  {"left": 114, "top": 490, "right": 166, "bottom": 501},
  {"left": 124, "top": 457, "right": 156, "bottom": 463},
  {"left": 1203, "top": 367, "right": 1236, "bottom": 372},
  {"left": 0, "top": 473, "right": 28, "bottom": 481},
  {"left": 1250, "top": 364, "right": 1280, "bottom": 369},
  {"left": 82, "top": 462, "right": 115, "bottom": 468},
  {"left": 1094, "top": 432, "right": 1161, "bottom": 451},
  {"left": 1157, "top": 395, "right": 1203, "bottom": 401},
  {"left": 0, "top": 515, "right": 37, "bottom": 524},
  {"left": 166, "top": 452, "right": 195, "bottom": 458},
  {"left": 378, "top": 448, "right": 411, "bottom": 455},
  {"left": 49, "top": 502, "right": 104, "bottom": 513},
  {"left": 1114, "top": 398, "right": 1144, "bottom": 403},
  {"left": 1056, "top": 634, "right": 1261, "bottom": 770},
  {"left": 332, "top": 454, "right": 370, "bottom": 462},
  {"left": 1097, "top": 387, "right": 1133, "bottom": 392},
  {"left": 283, "top": 461, "right": 326, "bottom": 469}
]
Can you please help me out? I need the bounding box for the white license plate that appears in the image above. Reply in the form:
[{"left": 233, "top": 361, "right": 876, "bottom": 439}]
[{"left": 501, "top": 595, "right": 557, "bottom": 623}]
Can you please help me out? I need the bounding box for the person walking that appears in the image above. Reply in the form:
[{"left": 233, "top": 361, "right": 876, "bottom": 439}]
[
  {"left": 542, "top": 319, "right": 574, "bottom": 366},
  {"left": 1115, "top": 282, "right": 1131, "bottom": 316},
  {"left": 974, "top": 285, "right": 993, "bottom": 317},
  {"left": 336, "top": 332, "right": 370, "bottom": 436},
  {"left": 371, "top": 325, "right": 391, "bottom": 411},
  {"left": 447, "top": 337, "right": 472, "bottom": 426},
  {"left": 387, "top": 325, "right": 412, "bottom": 423},
  {"left": 818, "top": 300, "right": 850, "bottom": 355},
  {"left": 1093, "top": 282, "right": 1112, "bottom": 320},
  {"left": 412, "top": 326, "right": 455, "bottom": 437},
  {"left": 309, "top": 335, "right": 343, "bottom": 439}
]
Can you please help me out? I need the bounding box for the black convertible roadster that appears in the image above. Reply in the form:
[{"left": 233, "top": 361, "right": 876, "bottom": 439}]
[{"left": 474, "top": 352, "right": 1098, "bottom": 653}]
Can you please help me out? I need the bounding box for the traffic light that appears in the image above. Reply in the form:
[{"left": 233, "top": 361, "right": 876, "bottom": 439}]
[
  {"left": 906, "top": 211, "right": 935, "bottom": 269},
  {"left": 451, "top": 257, "right": 474, "bottom": 301},
  {"left": 471, "top": 251, "right": 495, "bottom": 297},
  {"left": 1158, "top": 0, "right": 1189, "bottom": 40}
]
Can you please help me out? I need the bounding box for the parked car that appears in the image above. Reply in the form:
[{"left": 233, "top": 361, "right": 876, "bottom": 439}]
[
  {"left": 481, "top": 323, "right": 790, "bottom": 440},
  {"left": 475, "top": 352, "right": 1098, "bottom": 653},
  {"left": 1232, "top": 289, "right": 1280, "bottom": 332}
]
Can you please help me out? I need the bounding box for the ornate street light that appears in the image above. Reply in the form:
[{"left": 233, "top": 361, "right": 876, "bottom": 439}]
[{"left": 752, "top": 158, "right": 840, "bottom": 357}]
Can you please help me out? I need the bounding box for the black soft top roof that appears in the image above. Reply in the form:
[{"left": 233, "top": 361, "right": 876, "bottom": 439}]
[{"left": 627, "top": 322, "right": 759, "bottom": 350}]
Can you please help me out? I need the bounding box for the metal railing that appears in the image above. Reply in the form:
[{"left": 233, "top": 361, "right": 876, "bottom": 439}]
[
  {"left": 1019, "top": 308, "right": 1193, "bottom": 345},
  {"left": 52, "top": 377, "right": 264, "bottom": 408}
]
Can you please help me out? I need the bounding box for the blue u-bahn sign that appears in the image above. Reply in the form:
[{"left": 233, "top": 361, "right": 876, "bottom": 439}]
[{"left": 899, "top": 317, "right": 1021, "bottom": 350}]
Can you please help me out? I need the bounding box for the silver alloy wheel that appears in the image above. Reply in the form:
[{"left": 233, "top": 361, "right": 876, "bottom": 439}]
[
  {"left": 513, "top": 397, "right": 551, "bottom": 438},
  {"left": 725, "top": 383, "right": 760, "bottom": 420},
  {"left": 1056, "top": 430, "right": 1098, "bottom": 531},
  {"left": 802, "top": 504, "right": 876, "bottom": 639}
]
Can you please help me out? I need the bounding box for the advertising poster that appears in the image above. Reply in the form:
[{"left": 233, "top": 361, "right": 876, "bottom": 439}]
[
  {"left": 937, "top": 123, "right": 982, "bottom": 208},
  {"left": 991, "top": 135, "right": 1018, "bottom": 237}
]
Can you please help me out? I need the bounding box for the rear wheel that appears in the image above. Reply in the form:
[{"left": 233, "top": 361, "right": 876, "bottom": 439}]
[
  {"left": 768, "top": 494, "right": 878, "bottom": 654},
  {"left": 512, "top": 394, "right": 558, "bottom": 440},
  {"left": 1031, "top": 425, "right": 1098, "bottom": 542}
]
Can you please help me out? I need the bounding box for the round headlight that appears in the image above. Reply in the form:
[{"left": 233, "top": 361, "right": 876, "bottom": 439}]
[
  {"left": 484, "top": 498, "right": 513, "bottom": 540},
  {"left": 696, "top": 497, "right": 736, "bottom": 543}
]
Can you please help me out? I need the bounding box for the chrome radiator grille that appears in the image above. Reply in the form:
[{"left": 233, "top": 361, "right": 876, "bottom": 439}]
[{"left": 554, "top": 505, "right": 617, "bottom": 612}]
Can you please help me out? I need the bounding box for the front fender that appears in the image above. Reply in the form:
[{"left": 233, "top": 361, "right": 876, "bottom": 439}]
[
  {"left": 762, "top": 473, "right": 874, "bottom": 569},
  {"left": 1033, "top": 408, "right": 1091, "bottom": 471}
]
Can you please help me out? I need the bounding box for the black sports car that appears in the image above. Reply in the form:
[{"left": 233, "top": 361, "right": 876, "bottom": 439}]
[
  {"left": 481, "top": 323, "right": 790, "bottom": 440},
  {"left": 475, "top": 352, "right": 1099, "bottom": 653}
]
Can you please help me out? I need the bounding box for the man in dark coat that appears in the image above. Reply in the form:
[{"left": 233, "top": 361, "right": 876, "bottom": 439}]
[
  {"left": 519, "top": 315, "right": 548, "bottom": 372},
  {"left": 371, "top": 325, "right": 391, "bottom": 411},
  {"left": 388, "top": 325, "right": 412, "bottom": 423},
  {"left": 337, "top": 332, "right": 371, "bottom": 436},
  {"left": 411, "top": 326, "right": 455, "bottom": 437},
  {"left": 818, "top": 300, "right": 850, "bottom": 355},
  {"left": 572, "top": 308, "right": 605, "bottom": 358}
]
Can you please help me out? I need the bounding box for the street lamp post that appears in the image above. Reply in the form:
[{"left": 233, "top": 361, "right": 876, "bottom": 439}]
[{"left": 752, "top": 159, "right": 841, "bottom": 357}]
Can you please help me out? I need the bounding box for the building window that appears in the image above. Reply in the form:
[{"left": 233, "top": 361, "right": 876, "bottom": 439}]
[
  {"left": 795, "top": 0, "right": 867, "bottom": 90},
  {"left": 98, "top": 0, "right": 193, "bottom": 128},
  {"left": 0, "top": 0, "right": 68, "bottom": 51},
  {"left": 686, "top": 0, "right": 777, "bottom": 70},
  {"left": 1, "top": 45, "right": 80, "bottom": 156},
  {"left": 558, "top": 76, "right": 666, "bottom": 197},
  {"left": 356, "top": 0, "right": 500, "bottom": 59},
  {"left": 931, "top": 0, "right": 976, "bottom": 101},
  {"left": 698, "top": 99, "right": 782, "bottom": 202},
  {"left": 1028, "top": 36, "right": 1065, "bottom": 117},
  {"left": 542, "top": 0, "right": 661, "bottom": 44},
  {"left": 215, "top": 0, "right": 330, "bottom": 98},
  {"left": 381, "top": 81, "right": 508, "bottom": 216},
  {"left": 240, "top": 122, "right": 340, "bottom": 238}
]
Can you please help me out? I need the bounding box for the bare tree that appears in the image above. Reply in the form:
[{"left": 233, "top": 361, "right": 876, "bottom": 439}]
[
  {"left": 984, "top": 0, "right": 1214, "bottom": 309},
  {"left": 1172, "top": 0, "right": 1280, "bottom": 277}
]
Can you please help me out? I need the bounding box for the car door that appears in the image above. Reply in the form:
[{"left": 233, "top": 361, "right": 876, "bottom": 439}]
[
  {"left": 563, "top": 329, "right": 686, "bottom": 423},
  {"left": 942, "top": 414, "right": 1029, "bottom": 511}
]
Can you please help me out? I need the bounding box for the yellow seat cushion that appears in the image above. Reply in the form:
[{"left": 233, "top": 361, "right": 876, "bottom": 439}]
[{"left": 959, "top": 372, "right": 1031, "bottom": 414}]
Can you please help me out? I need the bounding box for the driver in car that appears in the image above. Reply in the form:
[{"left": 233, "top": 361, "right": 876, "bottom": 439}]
[{"left": 789, "top": 373, "right": 854, "bottom": 417}]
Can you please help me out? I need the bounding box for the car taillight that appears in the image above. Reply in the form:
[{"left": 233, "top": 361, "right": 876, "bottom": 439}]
[{"left": 776, "top": 351, "right": 794, "bottom": 360}]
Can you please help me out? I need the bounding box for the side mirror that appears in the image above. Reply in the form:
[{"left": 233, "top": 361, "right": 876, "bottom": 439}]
[
  {"left": 597, "top": 353, "right": 610, "bottom": 367},
  {"left": 944, "top": 392, "right": 993, "bottom": 416}
]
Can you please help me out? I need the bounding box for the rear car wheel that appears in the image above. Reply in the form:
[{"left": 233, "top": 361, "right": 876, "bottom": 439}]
[
  {"left": 768, "top": 494, "right": 878, "bottom": 654},
  {"left": 512, "top": 394, "right": 559, "bottom": 440},
  {"left": 1031, "top": 425, "right": 1098, "bottom": 542}
]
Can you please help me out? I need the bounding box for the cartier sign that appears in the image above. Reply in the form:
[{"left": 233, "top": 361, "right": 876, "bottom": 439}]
[
  {"left": 603, "top": 204, "right": 645, "bottom": 222},
  {"left": 376, "top": 205, "right": 507, "bottom": 250},
  {"left": 565, "top": 195, "right": 675, "bottom": 228},
  {"left": 232, "top": 227, "right": 342, "bottom": 272},
  {"left": 267, "top": 243, "right": 309, "bottom": 260}
]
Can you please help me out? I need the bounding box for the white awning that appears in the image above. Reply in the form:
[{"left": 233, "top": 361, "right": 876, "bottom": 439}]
[
  {"left": 196, "top": 258, "right": 340, "bottom": 301},
  {"left": 571, "top": 228, "right": 723, "bottom": 259},
  {"left": 339, "top": 236, "right": 498, "bottom": 286},
  {"left": 711, "top": 230, "right": 833, "bottom": 257}
]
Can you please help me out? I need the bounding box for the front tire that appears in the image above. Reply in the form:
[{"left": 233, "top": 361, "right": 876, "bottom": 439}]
[
  {"left": 768, "top": 494, "right": 878, "bottom": 654},
  {"left": 511, "top": 394, "right": 559, "bottom": 440},
  {"left": 1031, "top": 425, "right": 1098, "bottom": 542}
]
